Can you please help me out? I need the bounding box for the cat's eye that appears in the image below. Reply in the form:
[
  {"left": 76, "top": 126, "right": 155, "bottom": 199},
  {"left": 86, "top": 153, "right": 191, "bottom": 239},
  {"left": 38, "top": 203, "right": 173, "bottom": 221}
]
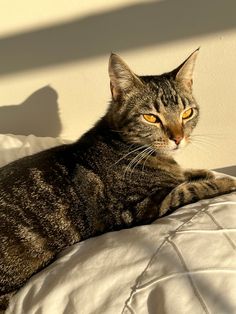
[
  {"left": 143, "top": 114, "right": 160, "bottom": 124},
  {"left": 182, "top": 108, "right": 194, "bottom": 120}
]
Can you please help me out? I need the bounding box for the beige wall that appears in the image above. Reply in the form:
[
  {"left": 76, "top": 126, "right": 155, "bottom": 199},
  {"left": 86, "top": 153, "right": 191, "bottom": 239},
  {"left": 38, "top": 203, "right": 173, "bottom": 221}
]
[{"left": 0, "top": 0, "right": 235, "bottom": 169}]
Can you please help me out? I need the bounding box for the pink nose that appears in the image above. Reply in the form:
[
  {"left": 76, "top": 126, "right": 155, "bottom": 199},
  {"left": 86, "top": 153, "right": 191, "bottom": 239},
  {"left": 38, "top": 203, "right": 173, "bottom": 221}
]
[{"left": 173, "top": 135, "right": 183, "bottom": 145}]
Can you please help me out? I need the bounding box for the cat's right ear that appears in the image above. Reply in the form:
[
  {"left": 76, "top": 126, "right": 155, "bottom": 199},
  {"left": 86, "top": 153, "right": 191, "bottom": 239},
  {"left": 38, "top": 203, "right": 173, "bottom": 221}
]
[
  {"left": 108, "top": 53, "right": 143, "bottom": 100},
  {"left": 172, "top": 48, "right": 200, "bottom": 92}
]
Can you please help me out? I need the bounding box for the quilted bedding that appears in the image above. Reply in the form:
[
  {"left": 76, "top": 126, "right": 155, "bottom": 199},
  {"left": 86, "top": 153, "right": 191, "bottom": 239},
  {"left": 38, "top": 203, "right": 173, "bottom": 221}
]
[
  {"left": 5, "top": 192, "right": 236, "bottom": 314},
  {"left": 0, "top": 135, "right": 235, "bottom": 314}
]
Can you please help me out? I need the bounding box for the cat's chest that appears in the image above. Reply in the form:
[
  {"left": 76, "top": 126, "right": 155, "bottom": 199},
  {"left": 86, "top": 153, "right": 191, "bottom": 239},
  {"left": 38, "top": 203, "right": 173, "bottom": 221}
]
[{"left": 103, "top": 154, "right": 184, "bottom": 197}]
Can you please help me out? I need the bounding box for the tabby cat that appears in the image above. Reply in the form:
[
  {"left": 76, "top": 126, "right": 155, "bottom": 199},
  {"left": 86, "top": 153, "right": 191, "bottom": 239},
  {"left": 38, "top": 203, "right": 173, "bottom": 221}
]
[{"left": 0, "top": 49, "right": 235, "bottom": 311}]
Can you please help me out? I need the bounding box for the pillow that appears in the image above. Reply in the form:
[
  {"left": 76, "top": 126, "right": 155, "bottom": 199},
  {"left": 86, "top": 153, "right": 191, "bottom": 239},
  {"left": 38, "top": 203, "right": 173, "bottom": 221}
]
[
  {"left": 0, "top": 134, "right": 69, "bottom": 167},
  {"left": 6, "top": 191, "right": 236, "bottom": 314}
]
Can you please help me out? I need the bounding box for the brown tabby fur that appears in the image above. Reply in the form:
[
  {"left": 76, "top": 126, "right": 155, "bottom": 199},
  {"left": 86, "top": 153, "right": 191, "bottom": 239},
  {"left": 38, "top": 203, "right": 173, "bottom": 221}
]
[{"left": 0, "top": 50, "right": 235, "bottom": 311}]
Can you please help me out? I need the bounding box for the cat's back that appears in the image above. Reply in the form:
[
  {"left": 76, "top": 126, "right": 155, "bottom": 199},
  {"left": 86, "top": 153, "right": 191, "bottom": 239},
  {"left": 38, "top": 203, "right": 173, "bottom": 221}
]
[
  {"left": 0, "top": 141, "right": 84, "bottom": 232},
  {"left": 0, "top": 130, "right": 108, "bottom": 236}
]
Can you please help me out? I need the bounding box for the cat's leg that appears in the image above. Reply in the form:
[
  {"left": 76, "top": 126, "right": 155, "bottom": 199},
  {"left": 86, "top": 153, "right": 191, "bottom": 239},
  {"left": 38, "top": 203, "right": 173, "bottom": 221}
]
[
  {"left": 184, "top": 169, "right": 215, "bottom": 181},
  {"left": 159, "top": 177, "right": 236, "bottom": 216}
]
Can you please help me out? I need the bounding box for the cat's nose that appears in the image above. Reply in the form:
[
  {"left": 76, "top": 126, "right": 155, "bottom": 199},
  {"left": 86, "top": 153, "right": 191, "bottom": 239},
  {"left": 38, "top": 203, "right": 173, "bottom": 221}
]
[{"left": 172, "top": 135, "right": 183, "bottom": 145}]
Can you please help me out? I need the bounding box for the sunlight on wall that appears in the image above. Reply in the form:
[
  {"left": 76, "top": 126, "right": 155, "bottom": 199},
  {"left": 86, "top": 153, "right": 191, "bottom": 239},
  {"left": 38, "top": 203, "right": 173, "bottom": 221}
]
[{"left": 0, "top": 0, "right": 147, "bottom": 36}]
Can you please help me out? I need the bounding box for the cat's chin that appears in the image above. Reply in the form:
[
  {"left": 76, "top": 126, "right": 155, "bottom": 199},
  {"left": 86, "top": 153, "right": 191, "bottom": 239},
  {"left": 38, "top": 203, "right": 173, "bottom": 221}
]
[
  {"left": 170, "top": 147, "right": 183, "bottom": 156},
  {"left": 159, "top": 148, "right": 182, "bottom": 156},
  {"left": 159, "top": 141, "right": 187, "bottom": 155},
  {"left": 170, "top": 138, "right": 187, "bottom": 152}
]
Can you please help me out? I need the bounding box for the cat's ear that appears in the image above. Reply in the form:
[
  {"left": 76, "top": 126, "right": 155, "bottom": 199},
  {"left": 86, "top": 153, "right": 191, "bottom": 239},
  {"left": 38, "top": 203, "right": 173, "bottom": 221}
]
[
  {"left": 109, "top": 53, "right": 143, "bottom": 100},
  {"left": 172, "top": 48, "right": 200, "bottom": 92}
]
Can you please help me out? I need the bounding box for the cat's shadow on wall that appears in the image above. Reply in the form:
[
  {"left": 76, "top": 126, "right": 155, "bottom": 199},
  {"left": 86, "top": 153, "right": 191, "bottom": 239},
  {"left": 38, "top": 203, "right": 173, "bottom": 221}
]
[{"left": 0, "top": 86, "right": 62, "bottom": 137}]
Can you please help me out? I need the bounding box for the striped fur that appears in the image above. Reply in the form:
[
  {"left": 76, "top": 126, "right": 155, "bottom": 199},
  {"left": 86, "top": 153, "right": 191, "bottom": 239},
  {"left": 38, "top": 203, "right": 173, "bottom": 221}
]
[{"left": 0, "top": 51, "right": 235, "bottom": 311}]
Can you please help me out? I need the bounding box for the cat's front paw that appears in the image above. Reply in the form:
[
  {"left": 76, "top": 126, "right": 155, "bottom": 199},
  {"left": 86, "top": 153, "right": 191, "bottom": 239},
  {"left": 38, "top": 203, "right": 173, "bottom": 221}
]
[
  {"left": 215, "top": 177, "right": 236, "bottom": 193},
  {"left": 184, "top": 169, "right": 215, "bottom": 181}
]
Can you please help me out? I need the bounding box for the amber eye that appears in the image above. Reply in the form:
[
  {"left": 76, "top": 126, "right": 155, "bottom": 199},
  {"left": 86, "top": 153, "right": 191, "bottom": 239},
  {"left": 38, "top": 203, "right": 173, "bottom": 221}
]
[
  {"left": 182, "top": 108, "right": 193, "bottom": 120},
  {"left": 143, "top": 114, "right": 159, "bottom": 124}
]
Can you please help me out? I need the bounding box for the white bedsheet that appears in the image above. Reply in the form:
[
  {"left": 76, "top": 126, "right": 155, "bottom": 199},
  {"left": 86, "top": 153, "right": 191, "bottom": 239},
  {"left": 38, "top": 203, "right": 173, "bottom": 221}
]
[
  {"left": 5, "top": 192, "right": 236, "bottom": 314},
  {"left": 0, "top": 134, "right": 68, "bottom": 167},
  {"left": 0, "top": 134, "right": 235, "bottom": 314}
]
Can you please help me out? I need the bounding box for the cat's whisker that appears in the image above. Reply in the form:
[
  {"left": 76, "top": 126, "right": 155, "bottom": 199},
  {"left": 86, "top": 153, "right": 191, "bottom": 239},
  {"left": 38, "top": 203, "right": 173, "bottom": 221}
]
[
  {"left": 142, "top": 148, "right": 155, "bottom": 172},
  {"left": 189, "top": 135, "right": 219, "bottom": 147},
  {"left": 123, "top": 146, "right": 152, "bottom": 179},
  {"left": 113, "top": 145, "right": 147, "bottom": 166},
  {"left": 190, "top": 138, "right": 215, "bottom": 145},
  {"left": 190, "top": 134, "right": 224, "bottom": 144},
  {"left": 128, "top": 148, "right": 152, "bottom": 178},
  {"left": 121, "top": 143, "right": 138, "bottom": 155},
  {"left": 189, "top": 137, "right": 218, "bottom": 149},
  {"left": 131, "top": 147, "right": 153, "bottom": 170},
  {"left": 191, "top": 133, "right": 224, "bottom": 139},
  {"left": 135, "top": 147, "right": 155, "bottom": 171},
  {"left": 123, "top": 148, "right": 147, "bottom": 178},
  {"left": 189, "top": 140, "right": 212, "bottom": 154},
  {"left": 125, "top": 147, "right": 150, "bottom": 173},
  {"left": 190, "top": 135, "right": 217, "bottom": 141}
]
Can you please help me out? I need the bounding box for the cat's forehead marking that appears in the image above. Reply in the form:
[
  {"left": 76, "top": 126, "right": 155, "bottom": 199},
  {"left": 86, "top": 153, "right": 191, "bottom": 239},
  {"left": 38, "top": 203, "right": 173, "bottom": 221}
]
[
  {"left": 154, "top": 84, "right": 185, "bottom": 113},
  {"left": 150, "top": 79, "right": 178, "bottom": 106},
  {"left": 141, "top": 75, "right": 192, "bottom": 114}
]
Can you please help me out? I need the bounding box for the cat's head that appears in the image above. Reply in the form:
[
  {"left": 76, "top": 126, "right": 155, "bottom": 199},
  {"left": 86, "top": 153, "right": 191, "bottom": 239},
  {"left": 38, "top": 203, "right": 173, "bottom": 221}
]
[{"left": 107, "top": 49, "right": 200, "bottom": 154}]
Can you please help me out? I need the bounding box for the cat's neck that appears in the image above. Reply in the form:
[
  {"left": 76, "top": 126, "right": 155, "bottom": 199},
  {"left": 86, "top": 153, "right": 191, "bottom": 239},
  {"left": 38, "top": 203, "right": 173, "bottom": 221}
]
[
  {"left": 77, "top": 116, "right": 175, "bottom": 164},
  {"left": 76, "top": 116, "right": 125, "bottom": 150}
]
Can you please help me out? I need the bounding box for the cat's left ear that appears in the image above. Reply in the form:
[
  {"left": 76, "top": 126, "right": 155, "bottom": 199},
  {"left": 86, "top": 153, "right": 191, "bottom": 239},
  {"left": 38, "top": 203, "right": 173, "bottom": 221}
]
[
  {"left": 172, "top": 48, "right": 200, "bottom": 92},
  {"left": 109, "top": 53, "right": 143, "bottom": 100}
]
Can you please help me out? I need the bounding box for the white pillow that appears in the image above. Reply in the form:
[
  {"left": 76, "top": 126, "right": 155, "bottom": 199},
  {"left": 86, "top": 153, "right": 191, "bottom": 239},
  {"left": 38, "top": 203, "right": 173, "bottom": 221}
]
[
  {"left": 0, "top": 134, "right": 69, "bottom": 167},
  {"left": 6, "top": 192, "right": 236, "bottom": 314}
]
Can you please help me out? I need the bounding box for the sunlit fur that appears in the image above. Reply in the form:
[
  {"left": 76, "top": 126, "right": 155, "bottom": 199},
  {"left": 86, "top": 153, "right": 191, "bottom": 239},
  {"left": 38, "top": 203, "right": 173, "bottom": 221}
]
[
  {"left": 107, "top": 73, "right": 199, "bottom": 153},
  {"left": 0, "top": 51, "right": 235, "bottom": 311}
]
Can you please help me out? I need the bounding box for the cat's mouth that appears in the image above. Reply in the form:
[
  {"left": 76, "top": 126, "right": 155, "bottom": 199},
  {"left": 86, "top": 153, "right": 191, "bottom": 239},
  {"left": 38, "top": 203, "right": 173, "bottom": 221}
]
[
  {"left": 154, "top": 137, "right": 187, "bottom": 154},
  {"left": 170, "top": 136, "right": 189, "bottom": 152}
]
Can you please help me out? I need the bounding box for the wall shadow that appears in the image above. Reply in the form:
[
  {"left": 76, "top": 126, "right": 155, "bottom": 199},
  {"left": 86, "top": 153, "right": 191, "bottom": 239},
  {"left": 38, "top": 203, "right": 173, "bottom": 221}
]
[
  {"left": 0, "top": 0, "right": 235, "bottom": 76},
  {"left": 0, "top": 86, "right": 62, "bottom": 137}
]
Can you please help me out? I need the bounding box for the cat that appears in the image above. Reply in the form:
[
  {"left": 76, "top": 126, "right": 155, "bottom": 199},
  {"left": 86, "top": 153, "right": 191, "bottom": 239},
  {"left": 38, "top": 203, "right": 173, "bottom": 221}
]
[{"left": 0, "top": 49, "right": 235, "bottom": 311}]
